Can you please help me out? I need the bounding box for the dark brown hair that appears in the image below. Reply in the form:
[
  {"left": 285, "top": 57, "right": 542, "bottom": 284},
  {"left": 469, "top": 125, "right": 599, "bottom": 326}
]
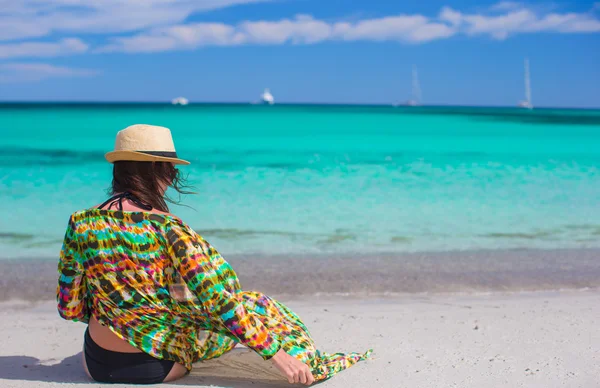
[{"left": 111, "top": 161, "right": 193, "bottom": 212}]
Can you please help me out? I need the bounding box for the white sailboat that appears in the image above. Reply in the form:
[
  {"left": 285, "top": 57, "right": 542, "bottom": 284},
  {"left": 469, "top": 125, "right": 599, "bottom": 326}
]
[
  {"left": 260, "top": 89, "right": 274, "bottom": 105},
  {"left": 171, "top": 97, "right": 189, "bottom": 106},
  {"left": 518, "top": 59, "right": 533, "bottom": 109},
  {"left": 396, "top": 65, "right": 421, "bottom": 106}
]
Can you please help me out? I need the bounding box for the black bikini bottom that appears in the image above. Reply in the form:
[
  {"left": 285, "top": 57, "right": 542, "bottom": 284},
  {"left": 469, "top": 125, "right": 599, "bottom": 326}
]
[{"left": 84, "top": 328, "right": 175, "bottom": 384}]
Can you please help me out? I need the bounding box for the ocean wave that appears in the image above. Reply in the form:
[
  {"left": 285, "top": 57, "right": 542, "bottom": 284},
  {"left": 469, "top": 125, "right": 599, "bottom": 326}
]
[
  {"left": 481, "top": 232, "right": 557, "bottom": 240},
  {"left": 197, "top": 228, "right": 365, "bottom": 247},
  {"left": 195, "top": 228, "right": 308, "bottom": 239},
  {"left": 0, "top": 233, "right": 62, "bottom": 250},
  {"left": 481, "top": 225, "right": 600, "bottom": 240},
  {"left": 24, "top": 239, "right": 64, "bottom": 248},
  {"left": 317, "top": 233, "right": 356, "bottom": 245},
  {"left": 391, "top": 236, "right": 412, "bottom": 243},
  {"left": 0, "top": 147, "right": 105, "bottom": 166},
  {"left": 0, "top": 232, "right": 35, "bottom": 241}
]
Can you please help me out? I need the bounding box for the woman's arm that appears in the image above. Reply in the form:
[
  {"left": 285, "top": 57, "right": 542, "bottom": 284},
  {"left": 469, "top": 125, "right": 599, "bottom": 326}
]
[
  {"left": 167, "top": 222, "right": 280, "bottom": 360},
  {"left": 57, "top": 215, "right": 89, "bottom": 323}
]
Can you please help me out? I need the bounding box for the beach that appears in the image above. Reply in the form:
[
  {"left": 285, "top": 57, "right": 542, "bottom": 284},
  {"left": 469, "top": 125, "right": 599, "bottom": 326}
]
[
  {"left": 2, "top": 249, "right": 600, "bottom": 387},
  {"left": 1, "top": 104, "right": 599, "bottom": 387},
  {"left": 2, "top": 0, "right": 599, "bottom": 385},
  {"left": 1, "top": 290, "right": 598, "bottom": 388}
]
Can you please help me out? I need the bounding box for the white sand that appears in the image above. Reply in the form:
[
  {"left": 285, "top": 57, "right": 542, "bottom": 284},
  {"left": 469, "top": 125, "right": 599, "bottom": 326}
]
[{"left": 1, "top": 290, "right": 598, "bottom": 388}]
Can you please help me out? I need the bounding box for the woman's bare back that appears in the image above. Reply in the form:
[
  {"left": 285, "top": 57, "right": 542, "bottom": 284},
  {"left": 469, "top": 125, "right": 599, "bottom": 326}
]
[{"left": 84, "top": 196, "right": 187, "bottom": 382}]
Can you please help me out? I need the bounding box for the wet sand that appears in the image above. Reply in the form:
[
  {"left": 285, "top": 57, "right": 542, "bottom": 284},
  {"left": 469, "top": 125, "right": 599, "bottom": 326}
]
[{"left": 3, "top": 248, "right": 600, "bottom": 301}]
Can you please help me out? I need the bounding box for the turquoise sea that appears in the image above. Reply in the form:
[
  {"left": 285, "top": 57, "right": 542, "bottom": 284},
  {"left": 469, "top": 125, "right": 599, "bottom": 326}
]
[{"left": 1, "top": 104, "right": 599, "bottom": 260}]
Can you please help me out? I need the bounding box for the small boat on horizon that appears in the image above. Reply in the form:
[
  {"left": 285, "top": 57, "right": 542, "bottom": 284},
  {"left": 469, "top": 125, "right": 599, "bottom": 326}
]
[
  {"left": 260, "top": 89, "right": 274, "bottom": 105},
  {"left": 171, "top": 97, "right": 189, "bottom": 106},
  {"left": 395, "top": 65, "right": 422, "bottom": 107},
  {"left": 518, "top": 59, "right": 533, "bottom": 110}
]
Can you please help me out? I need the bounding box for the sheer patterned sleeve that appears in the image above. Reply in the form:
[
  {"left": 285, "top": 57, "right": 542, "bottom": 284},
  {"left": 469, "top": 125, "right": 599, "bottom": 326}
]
[
  {"left": 167, "top": 221, "right": 280, "bottom": 360},
  {"left": 57, "top": 216, "right": 89, "bottom": 323}
]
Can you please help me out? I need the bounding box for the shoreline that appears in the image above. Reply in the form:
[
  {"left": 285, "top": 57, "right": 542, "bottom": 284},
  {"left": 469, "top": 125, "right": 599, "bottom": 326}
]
[
  {"left": 1, "top": 290, "right": 598, "bottom": 388},
  {"left": 3, "top": 247, "right": 600, "bottom": 301}
]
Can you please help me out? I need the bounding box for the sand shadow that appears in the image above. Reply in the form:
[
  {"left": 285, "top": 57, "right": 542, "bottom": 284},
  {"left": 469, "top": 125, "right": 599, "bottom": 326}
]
[
  {"left": 0, "top": 349, "right": 322, "bottom": 387},
  {"left": 175, "top": 348, "right": 305, "bottom": 387},
  {"left": 176, "top": 347, "right": 329, "bottom": 387},
  {"left": 0, "top": 353, "right": 91, "bottom": 384}
]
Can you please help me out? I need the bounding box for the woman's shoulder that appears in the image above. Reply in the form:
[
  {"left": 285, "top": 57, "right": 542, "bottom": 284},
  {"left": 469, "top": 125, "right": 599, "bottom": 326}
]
[
  {"left": 163, "top": 215, "right": 198, "bottom": 239},
  {"left": 67, "top": 209, "right": 91, "bottom": 225},
  {"left": 66, "top": 208, "right": 203, "bottom": 244},
  {"left": 163, "top": 217, "right": 216, "bottom": 250},
  {"left": 69, "top": 207, "right": 178, "bottom": 223}
]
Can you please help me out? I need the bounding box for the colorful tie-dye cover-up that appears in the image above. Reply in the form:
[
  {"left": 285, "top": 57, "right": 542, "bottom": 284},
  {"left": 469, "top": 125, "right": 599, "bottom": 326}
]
[{"left": 57, "top": 209, "right": 371, "bottom": 381}]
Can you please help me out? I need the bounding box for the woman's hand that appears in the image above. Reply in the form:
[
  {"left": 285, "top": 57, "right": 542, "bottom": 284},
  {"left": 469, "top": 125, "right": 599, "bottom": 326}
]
[{"left": 270, "top": 349, "right": 315, "bottom": 385}]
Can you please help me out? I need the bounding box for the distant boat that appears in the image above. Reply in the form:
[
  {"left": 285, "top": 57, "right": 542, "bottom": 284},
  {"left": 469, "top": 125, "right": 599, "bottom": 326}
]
[
  {"left": 518, "top": 59, "right": 533, "bottom": 109},
  {"left": 396, "top": 65, "right": 422, "bottom": 107},
  {"left": 171, "top": 97, "right": 189, "bottom": 106},
  {"left": 260, "top": 89, "right": 274, "bottom": 105}
]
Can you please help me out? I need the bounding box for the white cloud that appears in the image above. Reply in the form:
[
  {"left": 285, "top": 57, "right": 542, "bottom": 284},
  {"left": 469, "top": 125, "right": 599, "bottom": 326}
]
[
  {"left": 0, "top": 63, "right": 98, "bottom": 82},
  {"left": 334, "top": 15, "right": 424, "bottom": 41},
  {"left": 0, "top": 0, "right": 268, "bottom": 41},
  {"left": 408, "top": 22, "right": 456, "bottom": 42},
  {"left": 0, "top": 38, "right": 88, "bottom": 59},
  {"left": 2, "top": 3, "right": 600, "bottom": 56},
  {"left": 101, "top": 13, "right": 460, "bottom": 53},
  {"left": 0, "top": 19, "right": 50, "bottom": 41},
  {"left": 463, "top": 9, "right": 536, "bottom": 39},
  {"left": 98, "top": 23, "right": 241, "bottom": 53},
  {"left": 439, "top": 7, "right": 463, "bottom": 27},
  {"left": 446, "top": 6, "right": 600, "bottom": 40},
  {"left": 99, "top": 4, "right": 600, "bottom": 53},
  {"left": 332, "top": 15, "right": 455, "bottom": 43},
  {"left": 532, "top": 13, "right": 600, "bottom": 33},
  {"left": 241, "top": 15, "right": 333, "bottom": 44}
]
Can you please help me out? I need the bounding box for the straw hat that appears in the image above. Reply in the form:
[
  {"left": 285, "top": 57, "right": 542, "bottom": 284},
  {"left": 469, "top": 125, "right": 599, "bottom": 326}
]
[{"left": 105, "top": 124, "right": 190, "bottom": 165}]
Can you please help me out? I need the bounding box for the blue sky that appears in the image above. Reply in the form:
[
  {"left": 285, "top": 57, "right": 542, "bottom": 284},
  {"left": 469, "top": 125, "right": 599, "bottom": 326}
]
[{"left": 0, "top": 0, "right": 599, "bottom": 107}]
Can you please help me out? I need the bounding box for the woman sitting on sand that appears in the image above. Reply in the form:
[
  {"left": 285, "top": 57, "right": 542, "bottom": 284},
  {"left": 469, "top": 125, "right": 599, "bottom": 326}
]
[{"left": 57, "top": 124, "right": 370, "bottom": 385}]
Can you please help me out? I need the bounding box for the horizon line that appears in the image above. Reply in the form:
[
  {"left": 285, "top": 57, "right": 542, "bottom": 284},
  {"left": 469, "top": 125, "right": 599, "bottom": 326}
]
[{"left": 0, "top": 101, "right": 599, "bottom": 110}]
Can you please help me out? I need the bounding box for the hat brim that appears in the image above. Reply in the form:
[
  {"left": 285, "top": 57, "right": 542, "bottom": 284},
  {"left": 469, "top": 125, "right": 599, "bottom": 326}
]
[{"left": 105, "top": 151, "right": 190, "bottom": 165}]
